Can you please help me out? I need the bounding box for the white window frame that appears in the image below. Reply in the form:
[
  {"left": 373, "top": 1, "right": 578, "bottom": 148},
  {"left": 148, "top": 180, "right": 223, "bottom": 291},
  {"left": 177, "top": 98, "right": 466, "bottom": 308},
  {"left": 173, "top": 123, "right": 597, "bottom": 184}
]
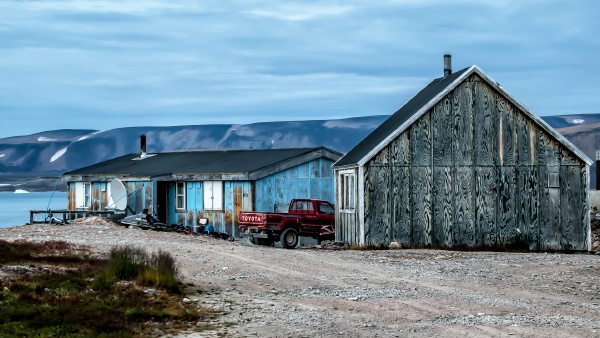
[
  {"left": 203, "top": 181, "right": 223, "bottom": 211},
  {"left": 175, "top": 182, "right": 186, "bottom": 211},
  {"left": 339, "top": 171, "right": 355, "bottom": 212},
  {"left": 75, "top": 182, "right": 92, "bottom": 209}
]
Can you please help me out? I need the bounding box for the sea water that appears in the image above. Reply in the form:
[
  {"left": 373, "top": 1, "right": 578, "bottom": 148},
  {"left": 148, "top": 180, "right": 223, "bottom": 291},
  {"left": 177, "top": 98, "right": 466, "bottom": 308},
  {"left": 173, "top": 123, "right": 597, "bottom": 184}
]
[{"left": 0, "top": 191, "right": 67, "bottom": 228}]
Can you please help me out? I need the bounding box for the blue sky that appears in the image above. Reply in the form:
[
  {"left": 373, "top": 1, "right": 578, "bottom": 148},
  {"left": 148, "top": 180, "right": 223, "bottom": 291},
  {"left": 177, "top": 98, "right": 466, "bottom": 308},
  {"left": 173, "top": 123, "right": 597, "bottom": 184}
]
[{"left": 0, "top": 0, "right": 598, "bottom": 138}]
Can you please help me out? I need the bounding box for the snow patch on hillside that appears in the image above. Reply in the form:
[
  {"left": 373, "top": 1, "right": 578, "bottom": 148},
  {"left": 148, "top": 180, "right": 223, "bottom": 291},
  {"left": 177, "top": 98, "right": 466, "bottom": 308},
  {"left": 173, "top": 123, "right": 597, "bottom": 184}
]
[
  {"left": 77, "top": 130, "right": 104, "bottom": 141},
  {"left": 50, "top": 147, "right": 67, "bottom": 162},
  {"left": 572, "top": 119, "right": 585, "bottom": 124},
  {"left": 0, "top": 154, "right": 5, "bottom": 158},
  {"left": 38, "top": 137, "right": 58, "bottom": 142}
]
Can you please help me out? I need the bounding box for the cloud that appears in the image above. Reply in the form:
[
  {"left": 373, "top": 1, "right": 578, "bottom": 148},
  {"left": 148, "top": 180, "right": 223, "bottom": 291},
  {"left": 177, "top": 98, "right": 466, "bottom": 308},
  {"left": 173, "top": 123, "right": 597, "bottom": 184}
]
[{"left": 245, "top": 4, "right": 353, "bottom": 21}]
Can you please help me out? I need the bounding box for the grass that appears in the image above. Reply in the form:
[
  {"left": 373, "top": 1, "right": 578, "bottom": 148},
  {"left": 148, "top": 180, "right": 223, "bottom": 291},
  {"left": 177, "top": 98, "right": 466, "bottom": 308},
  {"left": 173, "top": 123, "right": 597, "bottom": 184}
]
[{"left": 0, "top": 240, "right": 214, "bottom": 337}]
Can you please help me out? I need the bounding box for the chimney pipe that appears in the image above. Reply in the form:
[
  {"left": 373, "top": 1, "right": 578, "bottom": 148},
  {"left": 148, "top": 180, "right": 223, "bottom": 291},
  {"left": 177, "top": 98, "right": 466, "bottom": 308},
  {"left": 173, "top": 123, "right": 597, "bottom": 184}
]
[
  {"left": 140, "top": 134, "right": 147, "bottom": 157},
  {"left": 444, "top": 54, "right": 452, "bottom": 77}
]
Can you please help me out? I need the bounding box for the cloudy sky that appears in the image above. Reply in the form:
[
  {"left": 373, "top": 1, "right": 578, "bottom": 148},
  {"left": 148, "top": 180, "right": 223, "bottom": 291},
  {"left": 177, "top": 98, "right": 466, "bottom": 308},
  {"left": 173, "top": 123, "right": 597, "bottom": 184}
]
[{"left": 0, "top": 0, "right": 598, "bottom": 138}]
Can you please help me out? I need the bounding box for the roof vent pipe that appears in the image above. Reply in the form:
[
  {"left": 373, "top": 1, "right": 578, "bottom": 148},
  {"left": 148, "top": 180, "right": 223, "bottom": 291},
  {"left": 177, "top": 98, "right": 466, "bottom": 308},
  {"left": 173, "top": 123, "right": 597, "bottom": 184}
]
[
  {"left": 140, "top": 134, "right": 147, "bottom": 157},
  {"left": 443, "top": 54, "right": 452, "bottom": 77}
]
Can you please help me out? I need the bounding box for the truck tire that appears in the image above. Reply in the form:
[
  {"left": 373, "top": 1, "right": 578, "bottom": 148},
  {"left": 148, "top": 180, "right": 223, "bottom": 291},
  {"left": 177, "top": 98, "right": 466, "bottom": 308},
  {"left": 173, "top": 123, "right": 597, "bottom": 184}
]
[{"left": 281, "top": 228, "right": 299, "bottom": 249}]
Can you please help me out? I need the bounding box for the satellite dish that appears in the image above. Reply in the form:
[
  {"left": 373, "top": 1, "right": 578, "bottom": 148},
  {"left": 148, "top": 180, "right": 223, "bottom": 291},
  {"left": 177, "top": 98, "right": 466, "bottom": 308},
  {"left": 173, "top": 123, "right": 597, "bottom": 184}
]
[{"left": 108, "top": 178, "right": 128, "bottom": 210}]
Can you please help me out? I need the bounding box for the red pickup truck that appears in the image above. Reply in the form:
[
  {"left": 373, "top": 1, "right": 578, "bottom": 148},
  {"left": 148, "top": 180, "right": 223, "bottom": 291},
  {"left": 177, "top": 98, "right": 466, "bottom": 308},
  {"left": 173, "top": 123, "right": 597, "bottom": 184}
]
[{"left": 239, "top": 199, "right": 335, "bottom": 249}]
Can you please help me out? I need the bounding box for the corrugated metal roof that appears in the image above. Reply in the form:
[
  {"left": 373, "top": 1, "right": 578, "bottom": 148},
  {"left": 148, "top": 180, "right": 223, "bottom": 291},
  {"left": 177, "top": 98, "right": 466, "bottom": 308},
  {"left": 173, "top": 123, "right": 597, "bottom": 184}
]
[
  {"left": 334, "top": 67, "right": 471, "bottom": 167},
  {"left": 65, "top": 147, "right": 341, "bottom": 178},
  {"left": 334, "top": 66, "right": 593, "bottom": 167}
]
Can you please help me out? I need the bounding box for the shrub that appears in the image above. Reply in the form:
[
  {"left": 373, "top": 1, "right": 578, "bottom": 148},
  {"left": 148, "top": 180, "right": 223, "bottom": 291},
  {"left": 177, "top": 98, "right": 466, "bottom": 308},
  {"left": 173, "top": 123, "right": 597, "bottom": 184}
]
[{"left": 98, "top": 246, "right": 180, "bottom": 293}]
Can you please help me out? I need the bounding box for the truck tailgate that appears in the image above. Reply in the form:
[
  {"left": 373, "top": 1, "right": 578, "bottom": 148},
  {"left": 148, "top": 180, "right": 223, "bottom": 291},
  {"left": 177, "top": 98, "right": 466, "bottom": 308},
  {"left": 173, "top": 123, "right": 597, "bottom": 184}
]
[{"left": 239, "top": 212, "right": 265, "bottom": 225}]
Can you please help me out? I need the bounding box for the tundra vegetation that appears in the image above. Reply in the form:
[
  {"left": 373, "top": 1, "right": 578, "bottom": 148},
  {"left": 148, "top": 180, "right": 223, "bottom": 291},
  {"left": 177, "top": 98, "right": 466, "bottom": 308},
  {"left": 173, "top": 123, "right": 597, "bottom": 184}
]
[{"left": 0, "top": 240, "right": 214, "bottom": 337}]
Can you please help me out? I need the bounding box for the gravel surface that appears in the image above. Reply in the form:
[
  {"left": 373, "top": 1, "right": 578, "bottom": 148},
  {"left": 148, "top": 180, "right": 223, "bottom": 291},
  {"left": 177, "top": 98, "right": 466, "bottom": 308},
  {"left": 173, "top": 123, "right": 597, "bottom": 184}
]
[{"left": 1, "top": 218, "right": 599, "bottom": 338}]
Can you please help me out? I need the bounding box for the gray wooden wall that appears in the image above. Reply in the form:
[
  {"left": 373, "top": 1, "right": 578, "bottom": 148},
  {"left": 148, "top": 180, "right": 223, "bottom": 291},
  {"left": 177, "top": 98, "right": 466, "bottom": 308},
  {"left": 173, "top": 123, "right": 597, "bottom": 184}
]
[{"left": 359, "top": 74, "right": 588, "bottom": 250}]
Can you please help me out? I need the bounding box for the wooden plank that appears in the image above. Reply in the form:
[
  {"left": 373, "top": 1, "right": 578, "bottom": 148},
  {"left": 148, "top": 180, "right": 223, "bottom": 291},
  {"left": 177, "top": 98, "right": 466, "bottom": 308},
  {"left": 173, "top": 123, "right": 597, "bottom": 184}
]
[
  {"left": 432, "top": 166, "right": 452, "bottom": 248},
  {"left": 498, "top": 97, "right": 516, "bottom": 166},
  {"left": 516, "top": 166, "right": 538, "bottom": 250},
  {"left": 432, "top": 97, "right": 453, "bottom": 166},
  {"left": 389, "top": 131, "right": 410, "bottom": 166},
  {"left": 538, "top": 131, "right": 560, "bottom": 166},
  {"left": 516, "top": 112, "right": 532, "bottom": 166},
  {"left": 474, "top": 81, "right": 498, "bottom": 166},
  {"left": 475, "top": 167, "right": 496, "bottom": 248},
  {"left": 411, "top": 167, "right": 432, "bottom": 247},
  {"left": 497, "top": 167, "right": 516, "bottom": 248},
  {"left": 410, "top": 111, "right": 431, "bottom": 166},
  {"left": 454, "top": 167, "right": 474, "bottom": 248},
  {"left": 538, "top": 165, "right": 562, "bottom": 250},
  {"left": 561, "top": 165, "right": 588, "bottom": 250},
  {"left": 365, "top": 165, "right": 389, "bottom": 245},
  {"left": 453, "top": 81, "right": 474, "bottom": 165},
  {"left": 391, "top": 165, "right": 411, "bottom": 246}
]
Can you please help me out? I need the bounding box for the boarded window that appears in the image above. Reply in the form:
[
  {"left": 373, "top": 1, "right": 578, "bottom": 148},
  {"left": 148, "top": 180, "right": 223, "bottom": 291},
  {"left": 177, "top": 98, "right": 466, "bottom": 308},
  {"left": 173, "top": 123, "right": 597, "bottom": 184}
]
[
  {"left": 203, "top": 181, "right": 223, "bottom": 211},
  {"left": 176, "top": 182, "right": 186, "bottom": 210},
  {"left": 547, "top": 173, "right": 559, "bottom": 188},
  {"left": 339, "top": 172, "right": 355, "bottom": 212}
]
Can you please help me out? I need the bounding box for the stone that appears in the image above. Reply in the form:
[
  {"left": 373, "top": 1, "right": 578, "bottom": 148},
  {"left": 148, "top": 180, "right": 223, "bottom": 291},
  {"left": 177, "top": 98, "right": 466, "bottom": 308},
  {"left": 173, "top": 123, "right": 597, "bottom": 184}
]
[{"left": 389, "top": 242, "right": 402, "bottom": 249}]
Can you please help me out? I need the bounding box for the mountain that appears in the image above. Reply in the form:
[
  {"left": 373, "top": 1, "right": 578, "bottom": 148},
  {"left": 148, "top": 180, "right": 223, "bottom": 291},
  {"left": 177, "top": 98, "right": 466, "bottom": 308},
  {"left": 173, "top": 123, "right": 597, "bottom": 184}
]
[{"left": 1, "top": 114, "right": 599, "bottom": 192}]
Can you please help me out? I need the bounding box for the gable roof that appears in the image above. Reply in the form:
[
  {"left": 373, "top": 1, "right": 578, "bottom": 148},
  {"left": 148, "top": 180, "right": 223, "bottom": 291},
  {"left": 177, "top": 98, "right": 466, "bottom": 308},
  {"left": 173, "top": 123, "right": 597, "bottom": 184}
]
[
  {"left": 63, "top": 147, "right": 342, "bottom": 181},
  {"left": 334, "top": 66, "right": 592, "bottom": 168}
]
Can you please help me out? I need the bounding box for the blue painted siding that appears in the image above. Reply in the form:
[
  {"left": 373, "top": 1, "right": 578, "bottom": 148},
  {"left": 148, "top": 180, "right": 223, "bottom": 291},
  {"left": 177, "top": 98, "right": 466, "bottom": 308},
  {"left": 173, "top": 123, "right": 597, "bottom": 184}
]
[{"left": 254, "top": 158, "right": 335, "bottom": 212}]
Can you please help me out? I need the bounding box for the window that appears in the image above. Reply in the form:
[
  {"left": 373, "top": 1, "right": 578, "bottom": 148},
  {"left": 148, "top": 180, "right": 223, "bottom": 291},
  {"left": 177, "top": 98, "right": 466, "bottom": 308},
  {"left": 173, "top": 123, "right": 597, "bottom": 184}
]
[
  {"left": 339, "top": 172, "right": 355, "bottom": 212},
  {"left": 176, "top": 182, "right": 186, "bottom": 210},
  {"left": 75, "top": 182, "right": 92, "bottom": 208},
  {"left": 203, "top": 181, "right": 223, "bottom": 211},
  {"left": 84, "top": 182, "right": 91, "bottom": 208},
  {"left": 318, "top": 202, "right": 335, "bottom": 214}
]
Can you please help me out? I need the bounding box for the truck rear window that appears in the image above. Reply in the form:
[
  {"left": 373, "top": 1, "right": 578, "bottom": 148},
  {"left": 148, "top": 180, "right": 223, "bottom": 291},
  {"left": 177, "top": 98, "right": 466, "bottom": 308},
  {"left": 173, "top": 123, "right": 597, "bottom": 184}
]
[{"left": 318, "top": 203, "right": 334, "bottom": 214}]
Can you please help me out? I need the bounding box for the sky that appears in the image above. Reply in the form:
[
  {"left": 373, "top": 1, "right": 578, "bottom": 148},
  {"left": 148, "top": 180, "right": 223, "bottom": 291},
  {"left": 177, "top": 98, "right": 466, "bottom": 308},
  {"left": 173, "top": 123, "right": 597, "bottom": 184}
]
[{"left": 0, "top": 0, "right": 598, "bottom": 138}]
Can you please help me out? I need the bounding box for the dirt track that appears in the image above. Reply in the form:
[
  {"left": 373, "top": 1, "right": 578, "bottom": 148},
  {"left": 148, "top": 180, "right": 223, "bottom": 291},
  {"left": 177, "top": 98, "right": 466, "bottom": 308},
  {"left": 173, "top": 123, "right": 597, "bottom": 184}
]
[{"left": 1, "top": 220, "right": 599, "bottom": 337}]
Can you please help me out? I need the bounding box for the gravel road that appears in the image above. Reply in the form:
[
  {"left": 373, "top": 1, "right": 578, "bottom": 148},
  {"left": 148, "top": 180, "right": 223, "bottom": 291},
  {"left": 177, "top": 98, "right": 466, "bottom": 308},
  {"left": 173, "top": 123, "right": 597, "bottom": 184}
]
[{"left": 1, "top": 219, "right": 599, "bottom": 338}]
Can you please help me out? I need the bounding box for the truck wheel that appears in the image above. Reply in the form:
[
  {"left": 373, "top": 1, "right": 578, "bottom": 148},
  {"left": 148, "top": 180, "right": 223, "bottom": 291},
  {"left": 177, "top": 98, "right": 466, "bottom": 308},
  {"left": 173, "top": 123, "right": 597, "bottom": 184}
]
[{"left": 281, "top": 228, "right": 299, "bottom": 249}]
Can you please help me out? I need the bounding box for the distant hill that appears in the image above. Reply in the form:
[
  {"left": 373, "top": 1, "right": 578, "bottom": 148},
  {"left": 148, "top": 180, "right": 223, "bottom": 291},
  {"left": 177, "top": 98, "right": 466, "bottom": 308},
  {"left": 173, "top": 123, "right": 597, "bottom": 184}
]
[{"left": 0, "top": 113, "right": 599, "bottom": 191}]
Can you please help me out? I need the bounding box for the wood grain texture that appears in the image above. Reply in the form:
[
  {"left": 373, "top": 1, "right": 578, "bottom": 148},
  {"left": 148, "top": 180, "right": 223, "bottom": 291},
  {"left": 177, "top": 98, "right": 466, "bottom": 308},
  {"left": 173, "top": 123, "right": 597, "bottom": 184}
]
[
  {"left": 516, "top": 112, "right": 532, "bottom": 166},
  {"left": 497, "top": 167, "right": 516, "bottom": 248},
  {"left": 453, "top": 167, "right": 474, "bottom": 248},
  {"left": 475, "top": 167, "right": 497, "bottom": 248},
  {"left": 391, "top": 165, "right": 412, "bottom": 246},
  {"left": 538, "top": 131, "right": 560, "bottom": 166},
  {"left": 498, "top": 97, "right": 516, "bottom": 166},
  {"left": 411, "top": 167, "right": 432, "bottom": 247},
  {"left": 516, "top": 166, "right": 538, "bottom": 250},
  {"left": 560, "top": 165, "right": 588, "bottom": 250},
  {"left": 474, "top": 81, "right": 498, "bottom": 166},
  {"left": 453, "top": 81, "right": 474, "bottom": 165},
  {"left": 433, "top": 166, "right": 453, "bottom": 247},
  {"left": 411, "top": 111, "right": 432, "bottom": 166},
  {"left": 389, "top": 131, "right": 410, "bottom": 166},
  {"left": 538, "top": 165, "right": 562, "bottom": 250},
  {"left": 432, "top": 97, "right": 453, "bottom": 166},
  {"left": 366, "top": 165, "right": 390, "bottom": 245}
]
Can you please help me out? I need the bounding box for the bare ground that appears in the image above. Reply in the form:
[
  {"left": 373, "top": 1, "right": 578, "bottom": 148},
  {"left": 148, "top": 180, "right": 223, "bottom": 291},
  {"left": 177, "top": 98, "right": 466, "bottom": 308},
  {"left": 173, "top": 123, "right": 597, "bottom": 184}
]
[{"left": 1, "top": 219, "right": 599, "bottom": 338}]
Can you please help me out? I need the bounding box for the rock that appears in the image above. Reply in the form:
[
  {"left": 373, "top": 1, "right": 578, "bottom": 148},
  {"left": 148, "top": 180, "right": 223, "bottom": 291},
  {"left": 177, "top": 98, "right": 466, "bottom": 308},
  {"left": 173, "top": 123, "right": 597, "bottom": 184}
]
[
  {"left": 183, "top": 297, "right": 191, "bottom": 303},
  {"left": 389, "top": 242, "right": 402, "bottom": 249},
  {"left": 593, "top": 241, "right": 600, "bottom": 251},
  {"left": 196, "top": 321, "right": 208, "bottom": 327}
]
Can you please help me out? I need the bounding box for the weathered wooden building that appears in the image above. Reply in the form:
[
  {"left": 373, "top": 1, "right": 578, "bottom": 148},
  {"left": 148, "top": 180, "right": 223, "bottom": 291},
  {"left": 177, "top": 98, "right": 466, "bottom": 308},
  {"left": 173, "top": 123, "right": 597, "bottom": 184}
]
[
  {"left": 333, "top": 57, "right": 592, "bottom": 251},
  {"left": 62, "top": 147, "right": 340, "bottom": 236}
]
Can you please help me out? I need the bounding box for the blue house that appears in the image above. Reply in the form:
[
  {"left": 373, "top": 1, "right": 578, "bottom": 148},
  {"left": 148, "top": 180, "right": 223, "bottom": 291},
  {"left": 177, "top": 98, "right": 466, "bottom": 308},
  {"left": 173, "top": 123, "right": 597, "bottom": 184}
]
[{"left": 62, "top": 146, "right": 341, "bottom": 236}]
